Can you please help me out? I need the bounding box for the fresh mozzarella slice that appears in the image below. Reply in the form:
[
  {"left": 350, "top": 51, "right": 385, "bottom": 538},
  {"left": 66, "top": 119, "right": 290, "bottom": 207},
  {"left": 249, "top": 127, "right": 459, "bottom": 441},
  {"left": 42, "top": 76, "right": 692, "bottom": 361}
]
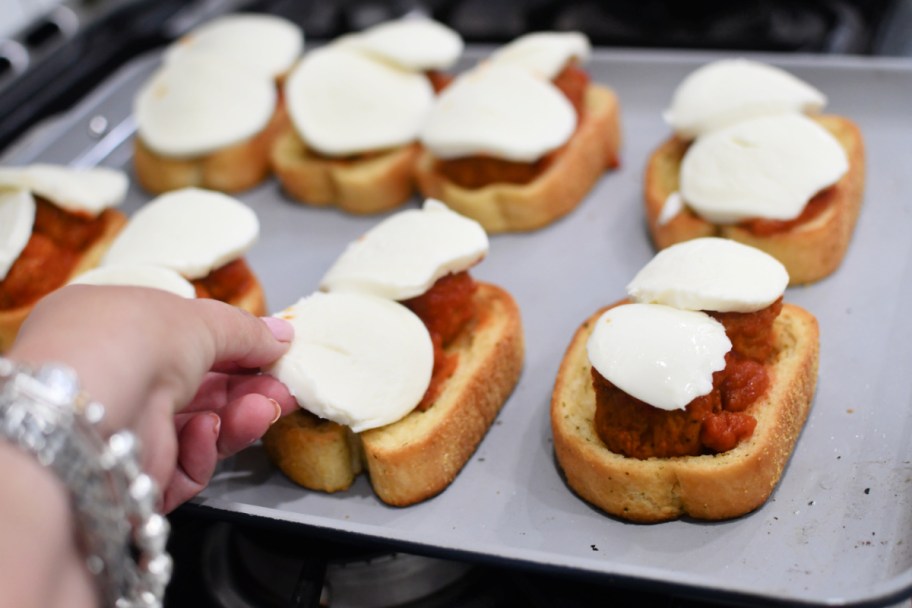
[
  {"left": 269, "top": 291, "right": 434, "bottom": 432},
  {"left": 102, "top": 187, "right": 258, "bottom": 280},
  {"left": 488, "top": 31, "right": 590, "bottom": 80},
  {"left": 627, "top": 238, "right": 789, "bottom": 313},
  {"left": 0, "top": 189, "right": 36, "bottom": 281},
  {"left": 420, "top": 63, "right": 576, "bottom": 162},
  {"left": 135, "top": 54, "right": 277, "bottom": 158},
  {"left": 0, "top": 164, "right": 127, "bottom": 216},
  {"left": 663, "top": 58, "right": 827, "bottom": 139},
  {"left": 335, "top": 17, "right": 463, "bottom": 71},
  {"left": 285, "top": 46, "right": 434, "bottom": 157},
  {"left": 587, "top": 303, "right": 731, "bottom": 411},
  {"left": 680, "top": 113, "right": 848, "bottom": 224},
  {"left": 164, "top": 13, "right": 303, "bottom": 79},
  {"left": 321, "top": 199, "right": 488, "bottom": 299},
  {"left": 70, "top": 264, "right": 196, "bottom": 298}
]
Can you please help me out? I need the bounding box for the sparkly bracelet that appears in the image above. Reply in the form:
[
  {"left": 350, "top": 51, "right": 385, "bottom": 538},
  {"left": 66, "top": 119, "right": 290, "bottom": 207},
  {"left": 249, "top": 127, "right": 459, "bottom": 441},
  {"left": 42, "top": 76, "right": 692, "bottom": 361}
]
[{"left": 0, "top": 357, "right": 172, "bottom": 608}]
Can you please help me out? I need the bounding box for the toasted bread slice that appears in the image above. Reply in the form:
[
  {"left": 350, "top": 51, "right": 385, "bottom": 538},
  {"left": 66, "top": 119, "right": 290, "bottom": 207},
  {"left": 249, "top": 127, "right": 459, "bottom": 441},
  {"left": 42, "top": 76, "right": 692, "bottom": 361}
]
[
  {"left": 133, "top": 104, "right": 290, "bottom": 195},
  {"left": 226, "top": 274, "right": 267, "bottom": 317},
  {"left": 270, "top": 128, "right": 421, "bottom": 214},
  {"left": 413, "top": 84, "right": 621, "bottom": 234},
  {"left": 644, "top": 115, "right": 865, "bottom": 285},
  {"left": 0, "top": 210, "right": 127, "bottom": 352},
  {"left": 551, "top": 302, "right": 819, "bottom": 523},
  {"left": 263, "top": 281, "right": 525, "bottom": 506}
]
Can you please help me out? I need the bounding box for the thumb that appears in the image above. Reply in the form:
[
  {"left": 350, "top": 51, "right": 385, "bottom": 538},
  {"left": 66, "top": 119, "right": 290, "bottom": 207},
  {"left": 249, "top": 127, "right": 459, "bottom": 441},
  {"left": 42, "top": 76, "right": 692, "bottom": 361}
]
[{"left": 193, "top": 299, "right": 294, "bottom": 370}]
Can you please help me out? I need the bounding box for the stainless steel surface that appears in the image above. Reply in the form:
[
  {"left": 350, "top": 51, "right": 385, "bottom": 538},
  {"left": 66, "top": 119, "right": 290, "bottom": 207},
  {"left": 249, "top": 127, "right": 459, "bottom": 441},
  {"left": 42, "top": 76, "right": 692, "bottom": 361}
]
[{"left": 3, "top": 48, "right": 912, "bottom": 607}]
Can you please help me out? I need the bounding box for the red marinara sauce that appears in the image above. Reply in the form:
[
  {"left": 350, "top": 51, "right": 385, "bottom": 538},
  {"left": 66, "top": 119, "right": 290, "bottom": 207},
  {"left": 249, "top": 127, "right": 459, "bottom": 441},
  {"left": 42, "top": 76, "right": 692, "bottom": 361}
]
[
  {"left": 593, "top": 299, "right": 779, "bottom": 459},
  {"left": 401, "top": 271, "right": 477, "bottom": 411}
]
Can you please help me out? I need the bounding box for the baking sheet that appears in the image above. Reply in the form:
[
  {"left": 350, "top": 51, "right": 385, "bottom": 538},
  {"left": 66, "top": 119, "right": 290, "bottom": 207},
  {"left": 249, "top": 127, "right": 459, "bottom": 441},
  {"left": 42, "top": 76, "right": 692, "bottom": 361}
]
[{"left": 3, "top": 47, "right": 912, "bottom": 607}]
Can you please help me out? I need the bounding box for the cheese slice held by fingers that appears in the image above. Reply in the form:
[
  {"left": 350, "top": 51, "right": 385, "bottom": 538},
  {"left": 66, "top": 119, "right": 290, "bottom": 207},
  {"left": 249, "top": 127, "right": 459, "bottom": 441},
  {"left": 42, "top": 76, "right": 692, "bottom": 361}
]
[
  {"left": 69, "top": 264, "right": 196, "bottom": 298},
  {"left": 102, "top": 187, "right": 258, "bottom": 280},
  {"left": 320, "top": 199, "right": 488, "bottom": 300},
  {"left": 269, "top": 291, "right": 434, "bottom": 432}
]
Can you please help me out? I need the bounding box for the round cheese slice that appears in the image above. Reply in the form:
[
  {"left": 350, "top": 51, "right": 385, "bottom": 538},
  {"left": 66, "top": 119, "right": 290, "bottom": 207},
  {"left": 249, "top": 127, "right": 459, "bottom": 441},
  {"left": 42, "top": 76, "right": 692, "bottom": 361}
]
[
  {"left": 587, "top": 303, "right": 731, "bottom": 412},
  {"left": 335, "top": 17, "right": 463, "bottom": 71},
  {"left": 488, "top": 31, "right": 591, "bottom": 80},
  {"left": 320, "top": 199, "right": 488, "bottom": 300},
  {"left": 164, "top": 13, "right": 303, "bottom": 79},
  {"left": 69, "top": 264, "right": 196, "bottom": 298},
  {"left": 627, "top": 237, "right": 788, "bottom": 313},
  {"left": 0, "top": 164, "right": 127, "bottom": 216},
  {"left": 663, "top": 58, "right": 827, "bottom": 139},
  {"left": 135, "top": 54, "right": 277, "bottom": 158},
  {"left": 420, "top": 63, "right": 576, "bottom": 162},
  {"left": 102, "top": 187, "right": 258, "bottom": 280},
  {"left": 0, "top": 189, "right": 36, "bottom": 281},
  {"left": 680, "top": 113, "right": 849, "bottom": 224},
  {"left": 268, "top": 291, "right": 434, "bottom": 432},
  {"left": 285, "top": 45, "right": 434, "bottom": 157}
]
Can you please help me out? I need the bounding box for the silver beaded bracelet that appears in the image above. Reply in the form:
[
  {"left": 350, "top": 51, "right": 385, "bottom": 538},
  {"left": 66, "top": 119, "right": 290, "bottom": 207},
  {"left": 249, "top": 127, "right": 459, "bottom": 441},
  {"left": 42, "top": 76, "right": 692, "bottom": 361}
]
[{"left": 0, "top": 357, "right": 172, "bottom": 608}]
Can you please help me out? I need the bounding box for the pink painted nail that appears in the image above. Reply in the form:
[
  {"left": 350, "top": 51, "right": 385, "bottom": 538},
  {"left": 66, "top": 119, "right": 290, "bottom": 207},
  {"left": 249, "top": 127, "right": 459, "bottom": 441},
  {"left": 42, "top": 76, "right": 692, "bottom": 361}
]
[
  {"left": 268, "top": 399, "right": 282, "bottom": 425},
  {"left": 261, "top": 316, "right": 294, "bottom": 343}
]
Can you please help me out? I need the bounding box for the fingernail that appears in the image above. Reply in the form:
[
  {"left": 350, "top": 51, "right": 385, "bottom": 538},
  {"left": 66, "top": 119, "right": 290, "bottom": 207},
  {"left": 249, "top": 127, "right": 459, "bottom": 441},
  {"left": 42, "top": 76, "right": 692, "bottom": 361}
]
[
  {"left": 261, "top": 316, "right": 294, "bottom": 343},
  {"left": 269, "top": 398, "right": 282, "bottom": 425},
  {"left": 210, "top": 413, "right": 221, "bottom": 437}
]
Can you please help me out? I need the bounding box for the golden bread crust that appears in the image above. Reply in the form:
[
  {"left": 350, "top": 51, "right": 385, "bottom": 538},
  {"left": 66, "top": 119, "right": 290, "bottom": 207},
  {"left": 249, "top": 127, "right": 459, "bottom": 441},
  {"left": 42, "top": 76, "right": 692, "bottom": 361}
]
[
  {"left": 224, "top": 271, "right": 267, "bottom": 317},
  {"left": 133, "top": 103, "right": 290, "bottom": 194},
  {"left": 550, "top": 302, "right": 819, "bottom": 523},
  {"left": 262, "top": 281, "right": 525, "bottom": 505},
  {"left": 270, "top": 129, "right": 421, "bottom": 214},
  {"left": 644, "top": 115, "right": 866, "bottom": 285},
  {"left": 0, "top": 209, "right": 127, "bottom": 352},
  {"left": 414, "top": 84, "right": 622, "bottom": 233}
]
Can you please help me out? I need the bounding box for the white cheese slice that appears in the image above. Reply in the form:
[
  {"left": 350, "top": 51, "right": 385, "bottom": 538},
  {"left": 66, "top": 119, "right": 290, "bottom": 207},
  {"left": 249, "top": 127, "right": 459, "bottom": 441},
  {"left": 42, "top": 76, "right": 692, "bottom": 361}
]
[
  {"left": 627, "top": 237, "right": 789, "bottom": 313},
  {"left": 320, "top": 199, "right": 488, "bottom": 300},
  {"left": 587, "top": 303, "right": 731, "bottom": 411},
  {"left": 488, "top": 31, "right": 591, "bottom": 80},
  {"left": 664, "top": 58, "right": 827, "bottom": 139},
  {"left": 268, "top": 291, "right": 434, "bottom": 432},
  {"left": 102, "top": 187, "right": 258, "bottom": 280},
  {"left": 335, "top": 17, "right": 463, "bottom": 71},
  {"left": 135, "top": 54, "right": 277, "bottom": 158},
  {"left": 0, "top": 164, "right": 127, "bottom": 216},
  {"left": 69, "top": 264, "right": 196, "bottom": 298},
  {"left": 164, "top": 13, "right": 303, "bottom": 79},
  {"left": 657, "top": 191, "right": 683, "bottom": 226},
  {"left": 420, "top": 63, "right": 576, "bottom": 162},
  {"left": 680, "top": 113, "right": 848, "bottom": 224},
  {"left": 0, "top": 189, "right": 36, "bottom": 281},
  {"left": 285, "top": 45, "right": 434, "bottom": 157}
]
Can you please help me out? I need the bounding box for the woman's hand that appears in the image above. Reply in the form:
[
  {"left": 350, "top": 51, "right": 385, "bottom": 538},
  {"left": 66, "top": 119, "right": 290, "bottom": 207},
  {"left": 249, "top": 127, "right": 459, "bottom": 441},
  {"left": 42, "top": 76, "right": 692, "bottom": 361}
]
[{"left": 8, "top": 284, "right": 296, "bottom": 511}]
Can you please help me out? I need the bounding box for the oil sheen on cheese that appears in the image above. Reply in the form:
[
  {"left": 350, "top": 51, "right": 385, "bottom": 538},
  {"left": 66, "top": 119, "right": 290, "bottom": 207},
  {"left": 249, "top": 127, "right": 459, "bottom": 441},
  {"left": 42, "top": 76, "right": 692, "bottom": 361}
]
[
  {"left": 269, "top": 291, "right": 434, "bottom": 432},
  {"left": 164, "top": 13, "right": 303, "bottom": 79},
  {"left": 488, "top": 31, "right": 591, "bottom": 80},
  {"left": 70, "top": 264, "right": 197, "bottom": 298},
  {"left": 587, "top": 303, "right": 731, "bottom": 411},
  {"left": 663, "top": 58, "right": 827, "bottom": 139},
  {"left": 680, "top": 113, "right": 848, "bottom": 224},
  {"left": 0, "top": 164, "right": 127, "bottom": 216},
  {"left": 102, "top": 187, "right": 258, "bottom": 280},
  {"left": 135, "top": 54, "right": 276, "bottom": 158},
  {"left": 320, "top": 199, "right": 488, "bottom": 300},
  {"left": 0, "top": 189, "right": 35, "bottom": 281},
  {"left": 627, "top": 238, "right": 788, "bottom": 313},
  {"left": 335, "top": 17, "right": 463, "bottom": 72},
  {"left": 285, "top": 45, "right": 434, "bottom": 157},
  {"left": 420, "top": 63, "right": 576, "bottom": 162}
]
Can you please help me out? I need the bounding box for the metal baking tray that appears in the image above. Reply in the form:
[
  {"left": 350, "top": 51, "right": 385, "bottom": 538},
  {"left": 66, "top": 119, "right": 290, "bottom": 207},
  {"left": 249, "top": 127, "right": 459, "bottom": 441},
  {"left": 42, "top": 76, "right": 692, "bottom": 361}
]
[{"left": 3, "top": 47, "right": 911, "bottom": 607}]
